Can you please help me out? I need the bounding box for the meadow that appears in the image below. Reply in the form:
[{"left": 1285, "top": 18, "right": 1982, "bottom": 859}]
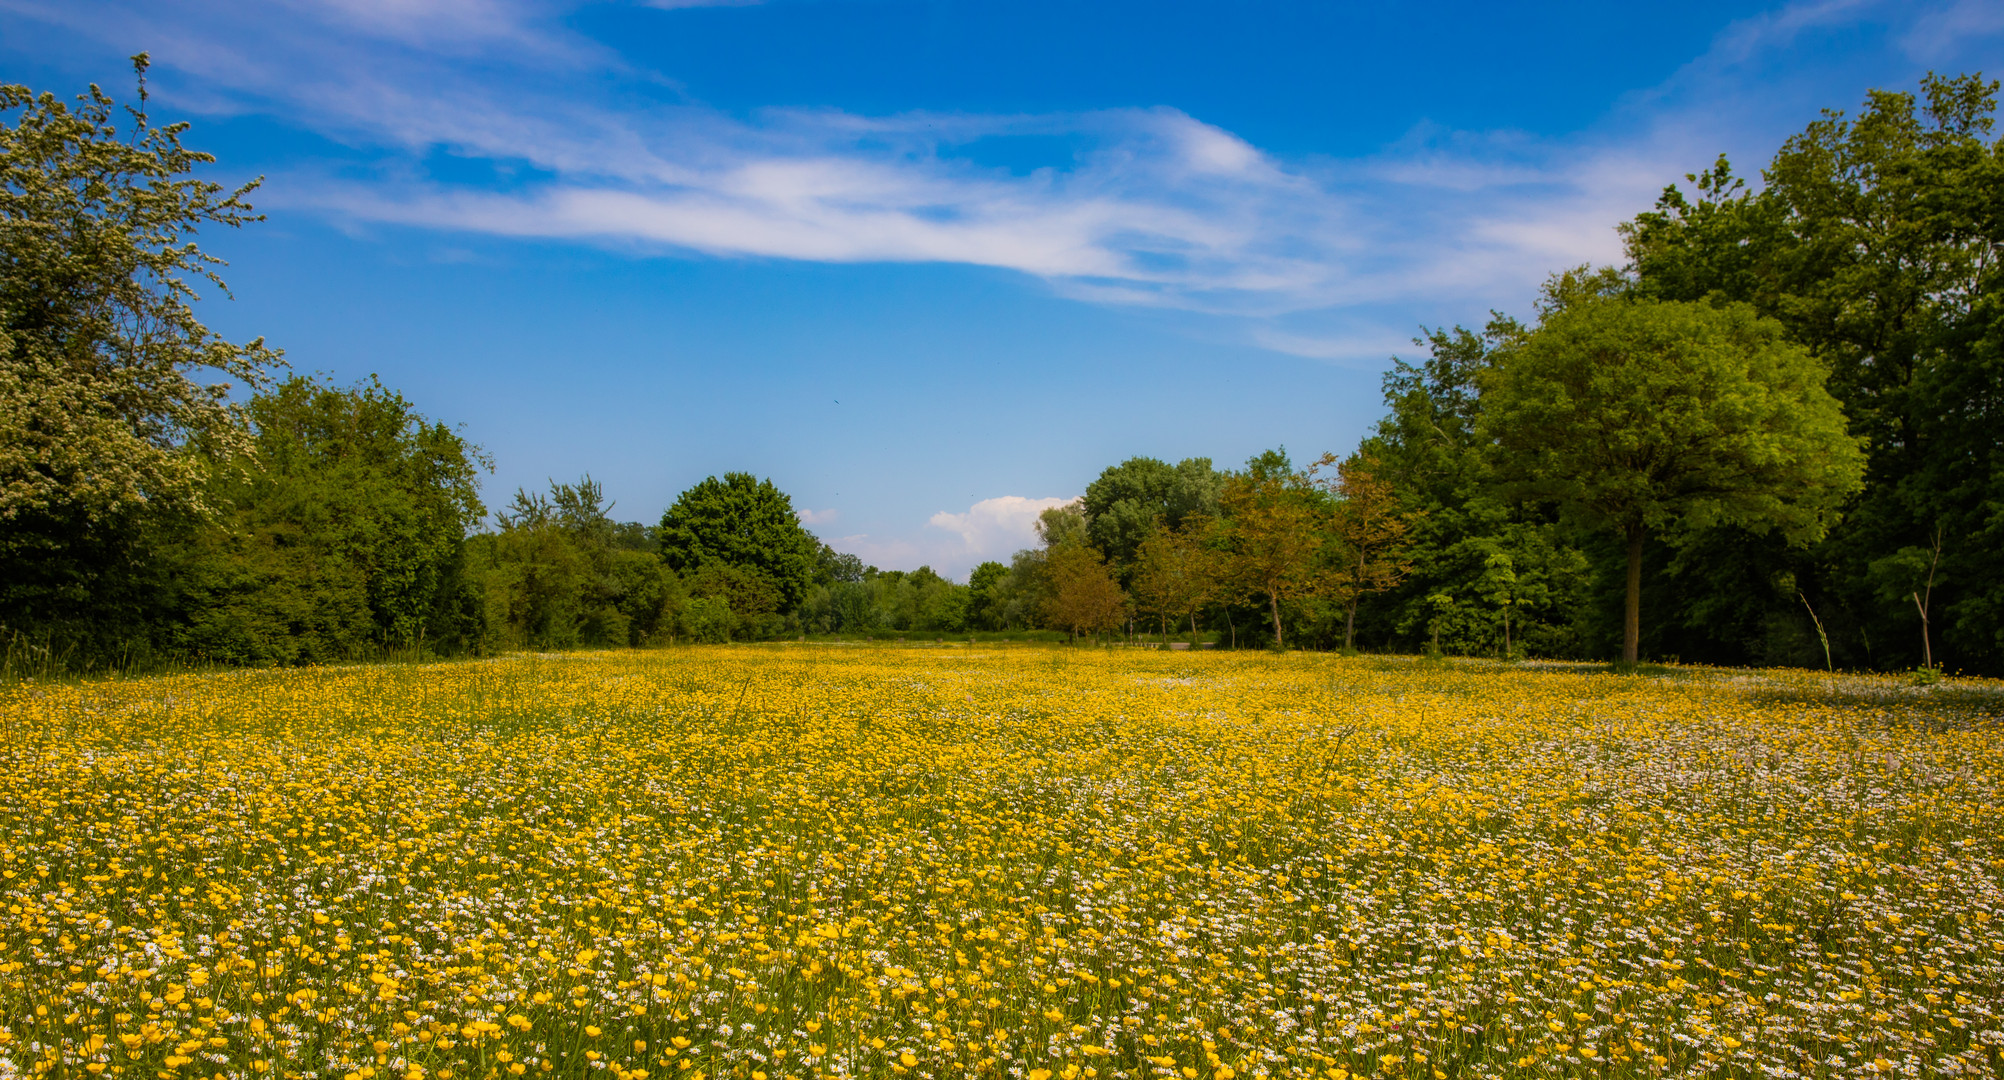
[{"left": 2, "top": 648, "right": 2000, "bottom": 1080}]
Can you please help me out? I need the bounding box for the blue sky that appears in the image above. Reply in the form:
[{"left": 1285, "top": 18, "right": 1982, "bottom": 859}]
[{"left": 5, "top": 0, "right": 2001, "bottom": 577}]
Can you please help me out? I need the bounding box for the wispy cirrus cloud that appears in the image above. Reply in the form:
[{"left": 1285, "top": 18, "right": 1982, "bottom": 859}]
[{"left": 5, "top": 0, "right": 1998, "bottom": 362}]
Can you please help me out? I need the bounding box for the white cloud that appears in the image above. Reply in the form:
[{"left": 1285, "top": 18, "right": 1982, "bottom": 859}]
[
  {"left": 796, "top": 507, "right": 839, "bottom": 526},
  {"left": 927, "top": 496, "right": 1074, "bottom": 565},
  {"left": 816, "top": 494, "right": 1072, "bottom": 580},
  {"left": 1708, "top": 0, "right": 1882, "bottom": 64}
]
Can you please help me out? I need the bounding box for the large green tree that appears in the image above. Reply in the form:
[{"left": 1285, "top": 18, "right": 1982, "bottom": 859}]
[
  {"left": 1, "top": 58, "right": 276, "bottom": 524},
  {"left": 1081, "top": 457, "right": 1224, "bottom": 579},
  {"left": 658, "top": 473, "right": 820, "bottom": 614},
  {"left": 1480, "top": 288, "right": 1865, "bottom": 665},
  {"left": 1624, "top": 73, "right": 2004, "bottom": 671}
]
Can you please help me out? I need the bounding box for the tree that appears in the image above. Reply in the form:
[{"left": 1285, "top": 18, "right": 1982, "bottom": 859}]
[
  {"left": 684, "top": 562, "right": 781, "bottom": 641},
  {"left": 658, "top": 473, "right": 820, "bottom": 614},
  {"left": 1, "top": 59, "right": 281, "bottom": 663},
  {"left": 1040, "top": 541, "right": 1127, "bottom": 643},
  {"left": 1081, "top": 457, "right": 1224, "bottom": 578},
  {"left": 1480, "top": 287, "right": 1866, "bottom": 665},
  {"left": 1, "top": 57, "right": 278, "bottom": 526},
  {"left": 1218, "top": 454, "right": 1327, "bottom": 649},
  {"left": 1315, "top": 451, "right": 1416, "bottom": 650},
  {"left": 1130, "top": 515, "right": 1218, "bottom": 643},
  {"left": 1624, "top": 73, "right": 2004, "bottom": 672},
  {"left": 965, "top": 560, "right": 1010, "bottom": 630},
  {"left": 1350, "top": 322, "right": 1594, "bottom": 660},
  {"left": 1035, "top": 502, "right": 1088, "bottom": 549},
  {"left": 472, "top": 475, "right": 680, "bottom": 649}
]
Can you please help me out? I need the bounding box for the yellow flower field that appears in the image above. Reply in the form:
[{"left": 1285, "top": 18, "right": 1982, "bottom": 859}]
[{"left": 2, "top": 647, "right": 2001, "bottom": 1080}]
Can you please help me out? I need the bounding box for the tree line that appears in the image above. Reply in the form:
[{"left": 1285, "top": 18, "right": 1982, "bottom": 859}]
[{"left": 4, "top": 61, "right": 2000, "bottom": 674}]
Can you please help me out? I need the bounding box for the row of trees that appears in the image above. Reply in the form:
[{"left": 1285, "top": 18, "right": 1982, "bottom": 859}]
[
  {"left": 1344, "top": 73, "right": 2003, "bottom": 673},
  {"left": 4, "top": 63, "right": 1998, "bottom": 673}
]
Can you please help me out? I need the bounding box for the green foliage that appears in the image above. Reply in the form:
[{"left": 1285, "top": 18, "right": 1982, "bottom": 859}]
[
  {"left": 1483, "top": 292, "right": 1863, "bottom": 541},
  {"left": 964, "top": 560, "right": 1010, "bottom": 629},
  {"left": 1481, "top": 289, "right": 1865, "bottom": 663},
  {"left": 659, "top": 473, "right": 819, "bottom": 614},
  {"left": 800, "top": 565, "right": 971, "bottom": 635},
  {"left": 0, "top": 59, "right": 284, "bottom": 667},
  {"left": 1349, "top": 322, "right": 1594, "bottom": 660},
  {"left": 165, "top": 375, "right": 488, "bottom": 665},
  {"left": 470, "top": 476, "right": 681, "bottom": 650},
  {"left": 1040, "top": 541, "right": 1127, "bottom": 643},
  {"left": 1081, "top": 457, "right": 1223, "bottom": 580},
  {"left": 1130, "top": 515, "right": 1218, "bottom": 643},
  {"left": 1623, "top": 72, "right": 2004, "bottom": 671},
  {"left": 1217, "top": 450, "right": 1329, "bottom": 649}
]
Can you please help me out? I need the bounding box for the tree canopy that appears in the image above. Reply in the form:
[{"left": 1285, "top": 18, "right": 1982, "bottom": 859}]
[
  {"left": 1218, "top": 454, "right": 1328, "bottom": 650},
  {"left": 1480, "top": 290, "right": 1865, "bottom": 664},
  {"left": 1081, "top": 457, "right": 1223, "bottom": 578},
  {"left": 1622, "top": 72, "right": 2004, "bottom": 670},
  {"left": 1, "top": 56, "right": 278, "bottom": 527},
  {"left": 658, "top": 472, "right": 820, "bottom": 613}
]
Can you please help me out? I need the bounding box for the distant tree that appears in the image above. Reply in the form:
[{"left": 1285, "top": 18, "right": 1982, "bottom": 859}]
[
  {"left": 1130, "top": 515, "right": 1219, "bottom": 643},
  {"left": 1480, "top": 284, "right": 1866, "bottom": 665},
  {"left": 659, "top": 473, "right": 819, "bottom": 614},
  {"left": 1219, "top": 454, "right": 1327, "bottom": 649},
  {"left": 684, "top": 561, "right": 781, "bottom": 641},
  {"left": 1349, "top": 320, "right": 1593, "bottom": 660},
  {"left": 473, "top": 475, "right": 684, "bottom": 649},
  {"left": 1082, "top": 457, "right": 1225, "bottom": 578},
  {"left": 1040, "top": 542, "right": 1127, "bottom": 643},
  {"left": 815, "top": 544, "right": 866, "bottom": 585},
  {"left": 1315, "top": 451, "right": 1417, "bottom": 650},
  {"left": 965, "top": 560, "right": 1010, "bottom": 630}
]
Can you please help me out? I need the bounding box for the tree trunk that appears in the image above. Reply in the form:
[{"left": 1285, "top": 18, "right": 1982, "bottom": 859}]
[
  {"left": 1344, "top": 597, "right": 1358, "bottom": 650},
  {"left": 1623, "top": 525, "right": 1644, "bottom": 667},
  {"left": 1269, "top": 594, "right": 1284, "bottom": 650}
]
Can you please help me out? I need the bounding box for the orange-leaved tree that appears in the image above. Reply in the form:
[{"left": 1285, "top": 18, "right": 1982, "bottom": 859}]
[
  {"left": 1315, "top": 451, "right": 1418, "bottom": 650},
  {"left": 1130, "top": 514, "right": 1219, "bottom": 644},
  {"left": 1219, "top": 461, "right": 1327, "bottom": 649},
  {"left": 1040, "top": 541, "right": 1127, "bottom": 644}
]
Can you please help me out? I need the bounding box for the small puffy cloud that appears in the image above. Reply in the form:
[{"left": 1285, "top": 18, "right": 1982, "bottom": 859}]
[
  {"left": 818, "top": 495, "right": 1073, "bottom": 580},
  {"left": 796, "top": 507, "right": 839, "bottom": 527},
  {"left": 927, "top": 496, "right": 1074, "bottom": 563}
]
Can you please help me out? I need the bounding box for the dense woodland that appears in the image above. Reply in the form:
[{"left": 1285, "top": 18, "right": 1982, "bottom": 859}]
[{"left": 4, "top": 64, "right": 2001, "bottom": 674}]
